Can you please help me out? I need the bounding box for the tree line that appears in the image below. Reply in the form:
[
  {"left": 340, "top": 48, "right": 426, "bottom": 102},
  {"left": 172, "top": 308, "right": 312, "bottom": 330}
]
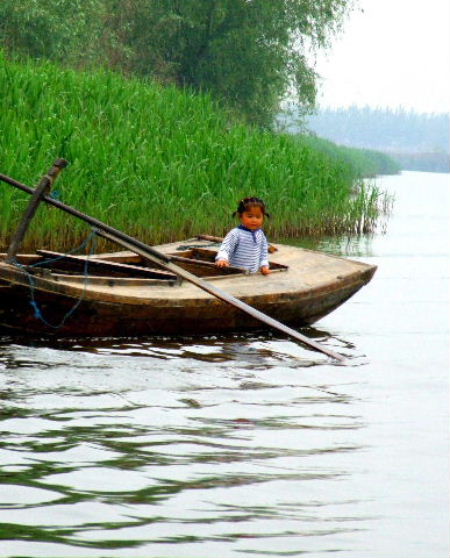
[
  {"left": 0, "top": 0, "right": 354, "bottom": 128},
  {"left": 302, "top": 106, "right": 449, "bottom": 154}
]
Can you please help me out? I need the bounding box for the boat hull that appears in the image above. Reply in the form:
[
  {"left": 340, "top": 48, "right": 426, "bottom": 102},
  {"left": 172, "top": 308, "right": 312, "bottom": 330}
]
[
  {"left": 0, "top": 279, "right": 370, "bottom": 337},
  {"left": 0, "top": 239, "right": 376, "bottom": 338}
]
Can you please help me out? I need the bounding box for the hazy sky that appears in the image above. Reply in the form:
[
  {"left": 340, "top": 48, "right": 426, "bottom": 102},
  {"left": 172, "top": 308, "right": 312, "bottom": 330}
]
[{"left": 314, "top": 0, "right": 450, "bottom": 113}]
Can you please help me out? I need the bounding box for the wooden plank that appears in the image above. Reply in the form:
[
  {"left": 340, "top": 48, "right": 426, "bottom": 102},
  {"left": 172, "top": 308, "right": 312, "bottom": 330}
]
[
  {"left": 169, "top": 254, "right": 246, "bottom": 274},
  {"left": 35, "top": 250, "right": 178, "bottom": 280}
]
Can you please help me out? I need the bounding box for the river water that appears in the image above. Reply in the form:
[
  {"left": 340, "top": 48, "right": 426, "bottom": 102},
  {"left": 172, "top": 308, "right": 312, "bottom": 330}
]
[{"left": 0, "top": 171, "right": 448, "bottom": 558}]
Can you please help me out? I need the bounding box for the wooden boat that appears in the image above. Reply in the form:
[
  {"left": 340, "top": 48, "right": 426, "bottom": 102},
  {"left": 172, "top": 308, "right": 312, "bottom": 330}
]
[
  {"left": 0, "top": 237, "right": 376, "bottom": 337},
  {"left": 0, "top": 160, "right": 375, "bottom": 361}
]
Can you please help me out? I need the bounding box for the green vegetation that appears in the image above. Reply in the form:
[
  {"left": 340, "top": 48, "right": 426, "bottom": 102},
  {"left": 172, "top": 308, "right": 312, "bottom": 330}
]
[
  {"left": 0, "top": 53, "right": 390, "bottom": 251},
  {"left": 300, "top": 136, "right": 400, "bottom": 177},
  {"left": 0, "top": 0, "right": 355, "bottom": 127}
]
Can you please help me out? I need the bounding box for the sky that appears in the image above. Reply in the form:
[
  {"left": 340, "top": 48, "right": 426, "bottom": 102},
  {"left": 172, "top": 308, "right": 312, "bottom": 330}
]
[{"left": 313, "top": 0, "right": 450, "bottom": 113}]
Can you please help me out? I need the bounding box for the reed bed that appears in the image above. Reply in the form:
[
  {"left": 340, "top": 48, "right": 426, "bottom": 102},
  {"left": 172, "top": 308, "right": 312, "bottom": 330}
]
[{"left": 0, "top": 52, "right": 387, "bottom": 251}]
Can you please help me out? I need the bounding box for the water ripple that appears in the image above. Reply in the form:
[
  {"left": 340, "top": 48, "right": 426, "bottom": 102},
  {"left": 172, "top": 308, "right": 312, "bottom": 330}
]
[{"left": 0, "top": 331, "right": 373, "bottom": 557}]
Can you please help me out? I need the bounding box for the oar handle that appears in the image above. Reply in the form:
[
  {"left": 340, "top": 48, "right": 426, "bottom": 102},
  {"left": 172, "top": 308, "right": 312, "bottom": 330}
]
[
  {"left": 5, "top": 159, "right": 68, "bottom": 262},
  {"left": 0, "top": 170, "right": 171, "bottom": 264}
]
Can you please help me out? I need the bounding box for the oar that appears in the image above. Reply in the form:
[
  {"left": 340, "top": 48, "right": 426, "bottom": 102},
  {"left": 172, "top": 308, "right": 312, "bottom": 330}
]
[
  {"left": 5, "top": 159, "right": 68, "bottom": 262},
  {"left": 0, "top": 170, "right": 346, "bottom": 362},
  {"left": 95, "top": 228, "right": 345, "bottom": 362}
]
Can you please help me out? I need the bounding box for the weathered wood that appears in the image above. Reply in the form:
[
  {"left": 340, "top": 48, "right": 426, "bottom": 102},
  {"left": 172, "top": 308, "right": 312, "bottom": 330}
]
[
  {"left": 94, "top": 229, "right": 346, "bottom": 362},
  {"left": 169, "top": 254, "right": 246, "bottom": 274},
  {"left": 5, "top": 159, "right": 68, "bottom": 262},
  {"left": 0, "top": 238, "right": 376, "bottom": 342},
  {"left": 36, "top": 250, "right": 178, "bottom": 280}
]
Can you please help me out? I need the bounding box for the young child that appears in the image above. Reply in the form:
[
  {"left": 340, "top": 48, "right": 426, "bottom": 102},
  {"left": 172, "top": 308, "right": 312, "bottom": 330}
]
[{"left": 215, "top": 197, "right": 271, "bottom": 275}]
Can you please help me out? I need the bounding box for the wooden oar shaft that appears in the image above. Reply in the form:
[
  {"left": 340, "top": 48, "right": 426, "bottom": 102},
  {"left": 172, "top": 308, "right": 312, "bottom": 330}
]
[
  {"left": 0, "top": 171, "right": 345, "bottom": 362},
  {"left": 95, "top": 229, "right": 345, "bottom": 362},
  {"left": 5, "top": 159, "right": 68, "bottom": 262},
  {"left": 0, "top": 172, "right": 171, "bottom": 264}
]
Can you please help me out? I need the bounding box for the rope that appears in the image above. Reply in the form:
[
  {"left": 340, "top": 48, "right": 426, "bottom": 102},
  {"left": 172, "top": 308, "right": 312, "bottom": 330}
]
[{"left": 12, "top": 229, "right": 98, "bottom": 329}]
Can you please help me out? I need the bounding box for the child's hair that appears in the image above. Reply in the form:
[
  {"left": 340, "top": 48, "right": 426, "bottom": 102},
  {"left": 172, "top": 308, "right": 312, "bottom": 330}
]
[{"left": 233, "top": 196, "right": 270, "bottom": 218}]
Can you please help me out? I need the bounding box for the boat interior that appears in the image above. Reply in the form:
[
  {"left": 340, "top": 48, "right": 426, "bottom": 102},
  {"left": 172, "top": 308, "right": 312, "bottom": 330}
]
[{"left": 0, "top": 241, "right": 289, "bottom": 286}]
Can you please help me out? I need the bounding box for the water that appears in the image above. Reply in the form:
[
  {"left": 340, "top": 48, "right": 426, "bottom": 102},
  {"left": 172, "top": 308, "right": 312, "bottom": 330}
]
[{"left": 0, "top": 171, "right": 448, "bottom": 558}]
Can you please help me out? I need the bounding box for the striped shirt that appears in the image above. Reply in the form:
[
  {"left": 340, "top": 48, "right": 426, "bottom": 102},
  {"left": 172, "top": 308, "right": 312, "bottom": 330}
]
[{"left": 215, "top": 226, "right": 269, "bottom": 273}]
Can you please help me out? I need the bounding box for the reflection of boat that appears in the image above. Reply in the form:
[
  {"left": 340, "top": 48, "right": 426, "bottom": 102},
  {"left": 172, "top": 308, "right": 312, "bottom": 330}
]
[{"left": 0, "top": 238, "right": 376, "bottom": 337}]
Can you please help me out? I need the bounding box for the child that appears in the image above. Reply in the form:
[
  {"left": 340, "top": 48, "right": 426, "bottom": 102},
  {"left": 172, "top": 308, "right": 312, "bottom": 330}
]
[{"left": 215, "top": 197, "right": 271, "bottom": 275}]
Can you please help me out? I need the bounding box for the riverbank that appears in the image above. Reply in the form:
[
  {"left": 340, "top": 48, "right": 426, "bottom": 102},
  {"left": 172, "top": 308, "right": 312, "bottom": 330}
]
[{"left": 0, "top": 52, "right": 395, "bottom": 251}]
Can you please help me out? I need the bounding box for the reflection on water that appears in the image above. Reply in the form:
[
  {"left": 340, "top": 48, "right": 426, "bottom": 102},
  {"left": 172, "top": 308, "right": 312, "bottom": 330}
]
[
  {"left": 1, "top": 172, "right": 449, "bottom": 557},
  {"left": 0, "top": 333, "right": 370, "bottom": 557},
  {"left": 292, "top": 234, "right": 379, "bottom": 258}
]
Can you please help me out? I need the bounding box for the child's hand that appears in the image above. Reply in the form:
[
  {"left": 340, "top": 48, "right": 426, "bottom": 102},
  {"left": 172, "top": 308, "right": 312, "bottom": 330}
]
[
  {"left": 216, "top": 259, "right": 229, "bottom": 268},
  {"left": 260, "top": 266, "right": 271, "bottom": 275}
]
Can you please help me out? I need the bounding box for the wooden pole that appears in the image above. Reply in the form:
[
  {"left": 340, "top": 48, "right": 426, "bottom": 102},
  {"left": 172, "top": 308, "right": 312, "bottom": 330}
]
[
  {"left": 5, "top": 159, "right": 68, "bottom": 262},
  {"left": 0, "top": 170, "right": 346, "bottom": 362},
  {"left": 96, "top": 229, "right": 346, "bottom": 362}
]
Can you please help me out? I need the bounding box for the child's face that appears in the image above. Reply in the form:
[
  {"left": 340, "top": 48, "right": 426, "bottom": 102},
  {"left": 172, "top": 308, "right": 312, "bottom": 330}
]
[{"left": 240, "top": 205, "right": 264, "bottom": 230}]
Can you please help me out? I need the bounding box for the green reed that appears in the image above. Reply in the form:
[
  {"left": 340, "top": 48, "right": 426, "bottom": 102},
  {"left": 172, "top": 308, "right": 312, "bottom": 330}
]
[{"left": 0, "top": 52, "right": 388, "bottom": 251}]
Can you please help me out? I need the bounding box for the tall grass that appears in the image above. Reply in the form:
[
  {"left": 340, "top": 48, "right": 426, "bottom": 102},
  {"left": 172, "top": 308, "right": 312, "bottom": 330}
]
[
  {"left": 0, "top": 52, "right": 387, "bottom": 251},
  {"left": 302, "top": 135, "right": 400, "bottom": 177}
]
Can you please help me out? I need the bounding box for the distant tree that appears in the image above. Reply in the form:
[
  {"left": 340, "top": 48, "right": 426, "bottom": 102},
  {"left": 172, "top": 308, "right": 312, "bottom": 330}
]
[
  {"left": 104, "top": 0, "right": 354, "bottom": 127},
  {"left": 303, "top": 106, "right": 450, "bottom": 153},
  {"left": 0, "top": 0, "right": 107, "bottom": 65}
]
